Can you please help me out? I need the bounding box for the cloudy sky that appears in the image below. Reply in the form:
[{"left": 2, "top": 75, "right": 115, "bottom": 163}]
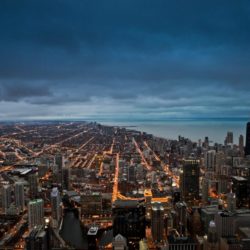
[{"left": 0, "top": 0, "right": 250, "bottom": 121}]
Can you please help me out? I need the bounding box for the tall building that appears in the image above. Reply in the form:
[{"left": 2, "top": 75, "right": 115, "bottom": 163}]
[
  {"left": 28, "top": 199, "right": 44, "bottom": 230},
  {"left": 15, "top": 182, "right": 25, "bottom": 212},
  {"left": 113, "top": 200, "right": 146, "bottom": 245},
  {"left": 87, "top": 226, "right": 99, "bottom": 250},
  {"left": 1, "top": 185, "right": 12, "bottom": 214},
  {"left": 202, "top": 178, "right": 209, "bottom": 203},
  {"left": 55, "top": 154, "right": 64, "bottom": 185},
  {"left": 128, "top": 165, "right": 136, "bottom": 182},
  {"left": 51, "top": 187, "right": 61, "bottom": 226},
  {"left": 227, "top": 192, "right": 236, "bottom": 213},
  {"left": 225, "top": 131, "right": 234, "bottom": 145},
  {"left": 175, "top": 202, "right": 187, "bottom": 236},
  {"left": 55, "top": 154, "right": 64, "bottom": 169},
  {"left": 239, "top": 134, "right": 244, "bottom": 154},
  {"left": 215, "top": 211, "right": 234, "bottom": 237},
  {"left": 232, "top": 176, "right": 248, "bottom": 208},
  {"left": 204, "top": 150, "right": 216, "bottom": 171},
  {"left": 215, "top": 151, "right": 225, "bottom": 175},
  {"left": 151, "top": 202, "right": 164, "bottom": 242},
  {"left": 204, "top": 221, "right": 219, "bottom": 250},
  {"left": 180, "top": 160, "right": 200, "bottom": 203},
  {"left": 112, "top": 234, "right": 128, "bottom": 250},
  {"left": 245, "top": 122, "right": 250, "bottom": 156},
  {"left": 25, "top": 225, "right": 49, "bottom": 250},
  {"left": 144, "top": 189, "right": 152, "bottom": 219},
  {"left": 62, "top": 167, "right": 70, "bottom": 190},
  {"left": 81, "top": 192, "right": 102, "bottom": 216},
  {"left": 29, "top": 174, "right": 38, "bottom": 199},
  {"left": 204, "top": 137, "right": 209, "bottom": 148}
]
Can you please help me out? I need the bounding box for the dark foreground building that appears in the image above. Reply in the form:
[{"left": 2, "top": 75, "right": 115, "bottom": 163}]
[
  {"left": 245, "top": 122, "right": 250, "bottom": 156},
  {"left": 180, "top": 160, "right": 200, "bottom": 204},
  {"left": 112, "top": 200, "right": 146, "bottom": 248}
]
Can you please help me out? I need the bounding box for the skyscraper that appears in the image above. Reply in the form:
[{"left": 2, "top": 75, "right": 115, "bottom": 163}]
[
  {"left": 55, "top": 154, "right": 64, "bottom": 184},
  {"left": 25, "top": 226, "right": 49, "bottom": 250},
  {"left": 227, "top": 192, "right": 236, "bottom": 213},
  {"left": 204, "top": 150, "right": 216, "bottom": 171},
  {"left": 180, "top": 160, "right": 200, "bottom": 203},
  {"left": 28, "top": 199, "right": 44, "bottom": 230},
  {"left": 239, "top": 134, "right": 244, "bottom": 154},
  {"left": 51, "top": 187, "right": 61, "bottom": 227},
  {"left": 62, "top": 167, "right": 70, "bottom": 190},
  {"left": 15, "top": 182, "right": 25, "bottom": 212},
  {"left": 232, "top": 176, "right": 248, "bottom": 208},
  {"left": 245, "top": 122, "right": 250, "bottom": 156},
  {"left": 151, "top": 202, "right": 164, "bottom": 242},
  {"left": 1, "top": 185, "right": 12, "bottom": 214},
  {"left": 113, "top": 200, "right": 146, "bottom": 245},
  {"left": 29, "top": 174, "right": 38, "bottom": 199},
  {"left": 225, "top": 131, "right": 233, "bottom": 145},
  {"left": 204, "top": 221, "right": 219, "bottom": 250}
]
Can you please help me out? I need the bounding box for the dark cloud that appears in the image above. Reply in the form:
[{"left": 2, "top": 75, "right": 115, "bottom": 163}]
[
  {"left": 0, "top": 82, "right": 51, "bottom": 102},
  {"left": 0, "top": 0, "right": 249, "bottom": 119}
]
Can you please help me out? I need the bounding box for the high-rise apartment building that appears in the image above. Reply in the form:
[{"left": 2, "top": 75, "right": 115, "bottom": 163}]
[
  {"left": 151, "top": 202, "right": 164, "bottom": 242},
  {"left": 1, "top": 185, "right": 12, "bottom": 214},
  {"left": 51, "top": 187, "right": 61, "bottom": 226},
  {"left": 204, "top": 150, "right": 216, "bottom": 171},
  {"left": 239, "top": 134, "right": 244, "bottom": 154},
  {"left": 29, "top": 174, "right": 38, "bottom": 199},
  {"left": 15, "top": 182, "right": 25, "bottom": 212},
  {"left": 28, "top": 199, "right": 44, "bottom": 230}
]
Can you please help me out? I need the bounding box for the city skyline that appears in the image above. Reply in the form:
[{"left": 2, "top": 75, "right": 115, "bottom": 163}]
[{"left": 0, "top": 0, "right": 250, "bottom": 120}]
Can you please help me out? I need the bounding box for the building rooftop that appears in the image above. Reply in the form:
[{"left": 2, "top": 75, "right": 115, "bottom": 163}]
[
  {"left": 88, "top": 226, "right": 99, "bottom": 236},
  {"left": 238, "top": 227, "right": 250, "bottom": 238},
  {"left": 232, "top": 176, "right": 248, "bottom": 181}
]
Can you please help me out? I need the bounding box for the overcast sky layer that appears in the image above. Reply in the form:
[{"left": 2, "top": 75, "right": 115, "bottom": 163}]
[{"left": 0, "top": 0, "right": 250, "bottom": 121}]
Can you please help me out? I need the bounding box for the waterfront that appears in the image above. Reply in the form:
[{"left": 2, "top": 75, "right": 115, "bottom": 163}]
[{"left": 99, "top": 118, "right": 248, "bottom": 144}]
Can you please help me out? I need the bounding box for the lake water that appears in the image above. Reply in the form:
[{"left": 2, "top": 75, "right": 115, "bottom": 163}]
[{"left": 97, "top": 118, "right": 249, "bottom": 144}]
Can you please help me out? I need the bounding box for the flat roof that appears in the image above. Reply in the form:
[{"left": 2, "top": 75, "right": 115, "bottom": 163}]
[{"left": 88, "top": 226, "right": 98, "bottom": 236}]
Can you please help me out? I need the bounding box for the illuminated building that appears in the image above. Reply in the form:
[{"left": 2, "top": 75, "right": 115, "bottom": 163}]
[
  {"left": 204, "top": 221, "right": 219, "bottom": 250},
  {"left": 25, "top": 225, "right": 48, "bottom": 250},
  {"left": 81, "top": 192, "right": 102, "bottom": 215},
  {"left": 112, "top": 234, "right": 128, "bottom": 250},
  {"left": 151, "top": 202, "right": 164, "bottom": 242},
  {"left": 29, "top": 174, "right": 38, "bottom": 199},
  {"left": 232, "top": 176, "right": 248, "bottom": 208},
  {"left": 15, "top": 182, "right": 25, "bottom": 212},
  {"left": 227, "top": 192, "right": 236, "bottom": 213},
  {"left": 28, "top": 199, "right": 44, "bottom": 230},
  {"left": 51, "top": 187, "right": 61, "bottom": 227},
  {"left": 144, "top": 189, "right": 152, "bottom": 219},
  {"left": 62, "top": 167, "right": 70, "bottom": 190},
  {"left": 113, "top": 200, "right": 146, "bottom": 246},
  {"left": 87, "top": 226, "right": 98, "bottom": 250},
  {"left": 225, "top": 131, "right": 234, "bottom": 145},
  {"left": 204, "top": 150, "right": 216, "bottom": 171},
  {"left": 175, "top": 202, "right": 187, "bottom": 236},
  {"left": 1, "top": 185, "right": 11, "bottom": 214},
  {"left": 180, "top": 160, "right": 199, "bottom": 204},
  {"left": 239, "top": 134, "right": 244, "bottom": 154}
]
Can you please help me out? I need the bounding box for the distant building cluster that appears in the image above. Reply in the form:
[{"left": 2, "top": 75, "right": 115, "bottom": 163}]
[{"left": 0, "top": 121, "right": 250, "bottom": 249}]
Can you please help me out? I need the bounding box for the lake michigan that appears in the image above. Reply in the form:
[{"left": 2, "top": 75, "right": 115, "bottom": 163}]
[{"left": 96, "top": 118, "right": 249, "bottom": 144}]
